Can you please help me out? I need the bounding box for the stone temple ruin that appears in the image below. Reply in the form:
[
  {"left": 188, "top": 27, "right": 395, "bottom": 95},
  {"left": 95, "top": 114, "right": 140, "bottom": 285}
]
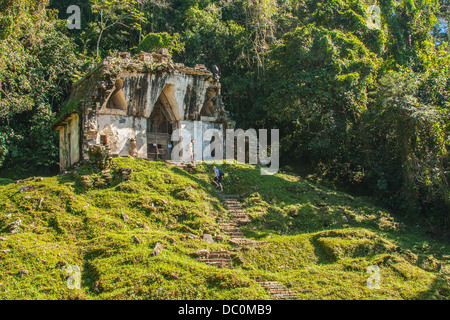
[{"left": 53, "top": 50, "right": 233, "bottom": 171}]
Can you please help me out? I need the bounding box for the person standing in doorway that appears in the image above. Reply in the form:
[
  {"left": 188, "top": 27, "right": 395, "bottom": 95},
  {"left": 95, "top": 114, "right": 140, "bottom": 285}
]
[{"left": 188, "top": 139, "right": 194, "bottom": 163}]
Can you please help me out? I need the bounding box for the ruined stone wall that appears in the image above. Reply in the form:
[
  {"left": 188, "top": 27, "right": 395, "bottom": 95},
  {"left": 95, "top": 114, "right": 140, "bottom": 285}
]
[
  {"left": 101, "top": 71, "right": 222, "bottom": 120},
  {"left": 178, "top": 121, "right": 225, "bottom": 162},
  {"left": 97, "top": 115, "right": 147, "bottom": 158},
  {"left": 55, "top": 52, "right": 232, "bottom": 167},
  {"left": 58, "top": 114, "right": 80, "bottom": 171}
]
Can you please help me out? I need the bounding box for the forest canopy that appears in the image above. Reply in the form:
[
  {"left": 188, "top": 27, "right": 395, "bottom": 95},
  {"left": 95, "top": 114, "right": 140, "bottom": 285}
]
[{"left": 0, "top": 0, "right": 449, "bottom": 219}]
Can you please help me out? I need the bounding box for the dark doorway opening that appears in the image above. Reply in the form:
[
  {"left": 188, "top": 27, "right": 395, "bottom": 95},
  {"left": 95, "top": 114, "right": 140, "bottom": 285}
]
[{"left": 147, "top": 102, "right": 173, "bottom": 160}]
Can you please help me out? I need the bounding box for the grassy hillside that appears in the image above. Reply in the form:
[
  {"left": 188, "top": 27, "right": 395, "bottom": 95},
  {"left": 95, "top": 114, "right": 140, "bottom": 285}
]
[{"left": 0, "top": 158, "right": 449, "bottom": 300}]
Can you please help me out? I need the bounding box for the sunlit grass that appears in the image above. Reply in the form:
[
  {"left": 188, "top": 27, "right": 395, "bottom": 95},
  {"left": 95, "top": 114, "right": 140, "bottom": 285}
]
[{"left": 0, "top": 158, "right": 449, "bottom": 299}]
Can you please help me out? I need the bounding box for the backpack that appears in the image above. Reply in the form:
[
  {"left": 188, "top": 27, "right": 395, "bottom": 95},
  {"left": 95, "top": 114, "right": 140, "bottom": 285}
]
[{"left": 218, "top": 169, "right": 224, "bottom": 176}]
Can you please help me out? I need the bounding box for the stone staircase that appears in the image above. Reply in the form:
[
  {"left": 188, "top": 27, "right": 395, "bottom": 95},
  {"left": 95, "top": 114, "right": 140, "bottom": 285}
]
[
  {"left": 193, "top": 194, "right": 258, "bottom": 270},
  {"left": 194, "top": 249, "right": 233, "bottom": 269},
  {"left": 219, "top": 195, "right": 259, "bottom": 247},
  {"left": 258, "top": 281, "right": 299, "bottom": 300},
  {"left": 194, "top": 193, "right": 298, "bottom": 300}
]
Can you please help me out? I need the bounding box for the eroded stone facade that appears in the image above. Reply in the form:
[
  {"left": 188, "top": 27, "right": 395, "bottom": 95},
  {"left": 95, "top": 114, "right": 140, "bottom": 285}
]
[{"left": 54, "top": 51, "right": 232, "bottom": 171}]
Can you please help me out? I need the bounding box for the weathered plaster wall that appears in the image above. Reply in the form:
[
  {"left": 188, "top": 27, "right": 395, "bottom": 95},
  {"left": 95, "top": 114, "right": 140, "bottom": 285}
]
[
  {"left": 55, "top": 53, "right": 232, "bottom": 168},
  {"left": 70, "top": 115, "right": 80, "bottom": 165},
  {"left": 95, "top": 69, "right": 224, "bottom": 160},
  {"left": 59, "top": 128, "right": 68, "bottom": 171},
  {"left": 97, "top": 115, "right": 147, "bottom": 158},
  {"left": 176, "top": 121, "right": 224, "bottom": 162},
  {"left": 112, "top": 71, "right": 216, "bottom": 122},
  {"left": 58, "top": 114, "right": 80, "bottom": 171}
]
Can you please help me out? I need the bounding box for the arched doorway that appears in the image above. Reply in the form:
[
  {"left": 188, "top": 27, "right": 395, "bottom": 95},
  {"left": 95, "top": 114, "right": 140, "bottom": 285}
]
[{"left": 147, "top": 85, "right": 179, "bottom": 160}]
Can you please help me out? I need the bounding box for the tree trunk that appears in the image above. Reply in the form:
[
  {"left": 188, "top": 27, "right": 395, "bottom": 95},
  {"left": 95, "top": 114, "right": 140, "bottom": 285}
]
[
  {"left": 96, "top": 9, "right": 104, "bottom": 57},
  {"left": 399, "top": 122, "right": 416, "bottom": 211},
  {"left": 97, "top": 28, "right": 104, "bottom": 57},
  {"left": 139, "top": 3, "right": 145, "bottom": 44}
]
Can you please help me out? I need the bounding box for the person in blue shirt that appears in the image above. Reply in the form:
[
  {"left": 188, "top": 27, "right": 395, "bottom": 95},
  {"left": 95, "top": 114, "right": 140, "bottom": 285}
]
[{"left": 212, "top": 166, "right": 224, "bottom": 192}]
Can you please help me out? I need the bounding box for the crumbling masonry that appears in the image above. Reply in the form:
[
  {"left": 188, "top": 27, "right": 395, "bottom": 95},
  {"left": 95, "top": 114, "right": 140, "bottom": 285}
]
[{"left": 53, "top": 50, "right": 233, "bottom": 171}]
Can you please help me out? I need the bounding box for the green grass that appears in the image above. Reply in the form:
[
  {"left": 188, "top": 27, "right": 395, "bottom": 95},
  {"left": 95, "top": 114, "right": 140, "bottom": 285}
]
[
  {"left": 0, "top": 158, "right": 449, "bottom": 299},
  {"left": 0, "top": 178, "right": 14, "bottom": 186}
]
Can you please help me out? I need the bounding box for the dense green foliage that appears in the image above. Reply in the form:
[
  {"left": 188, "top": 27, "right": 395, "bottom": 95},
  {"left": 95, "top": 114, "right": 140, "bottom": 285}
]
[
  {"left": 0, "top": 158, "right": 449, "bottom": 299},
  {"left": 0, "top": 0, "right": 449, "bottom": 221},
  {"left": 0, "top": 0, "right": 82, "bottom": 173},
  {"left": 137, "top": 32, "right": 184, "bottom": 54}
]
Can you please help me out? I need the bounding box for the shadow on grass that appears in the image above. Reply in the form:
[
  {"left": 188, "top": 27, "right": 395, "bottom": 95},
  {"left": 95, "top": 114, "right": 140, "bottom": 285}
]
[
  {"left": 0, "top": 178, "right": 15, "bottom": 186},
  {"left": 414, "top": 273, "right": 450, "bottom": 299},
  {"left": 203, "top": 163, "right": 450, "bottom": 268},
  {"left": 52, "top": 159, "right": 450, "bottom": 275},
  {"left": 56, "top": 173, "right": 89, "bottom": 195},
  {"left": 309, "top": 235, "right": 338, "bottom": 265}
]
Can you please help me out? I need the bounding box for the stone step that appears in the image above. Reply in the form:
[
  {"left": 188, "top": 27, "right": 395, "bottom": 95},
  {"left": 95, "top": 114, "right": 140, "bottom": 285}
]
[
  {"left": 221, "top": 229, "right": 243, "bottom": 234},
  {"left": 219, "top": 221, "right": 238, "bottom": 226},
  {"left": 223, "top": 229, "right": 244, "bottom": 235},
  {"left": 198, "top": 260, "right": 233, "bottom": 268},
  {"left": 221, "top": 227, "right": 244, "bottom": 231},
  {"left": 219, "top": 226, "right": 240, "bottom": 231},
  {"left": 228, "top": 211, "right": 248, "bottom": 217},
  {"left": 227, "top": 221, "right": 250, "bottom": 227},
  {"left": 266, "top": 290, "right": 296, "bottom": 294},
  {"left": 222, "top": 219, "right": 248, "bottom": 224},
  {"left": 229, "top": 215, "right": 247, "bottom": 219},
  {"left": 235, "top": 219, "right": 252, "bottom": 224},
  {"left": 220, "top": 222, "right": 240, "bottom": 227},
  {"left": 261, "top": 287, "right": 292, "bottom": 292},
  {"left": 196, "top": 249, "right": 233, "bottom": 268},
  {"left": 207, "top": 263, "right": 233, "bottom": 269},
  {"left": 229, "top": 238, "right": 259, "bottom": 246},
  {"left": 199, "top": 257, "right": 232, "bottom": 262},
  {"left": 219, "top": 222, "right": 240, "bottom": 227},
  {"left": 222, "top": 231, "right": 244, "bottom": 236},
  {"left": 207, "top": 253, "right": 231, "bottom": 258},
  {"left": 220, "top": 229, "right": 240, "bottom": 232},
  {"left": 263, "top": 293, "right": 298, "bottom": 300},
  {"left": 204, "top": 256, "right": 232, "bottom": 262},
  {"left": 229, "top": 213, "right": 248, "bottom": 217},
  {"left": 227, "top": 234, "right": 246, "bottom": 238},
  {"left": 220, "top": 225, "right": 241, "bottom": 230},
  {"left": 223, "top": 231, "right": 245, "bottom": 236},
  {"left": 270, "top": 293, "right": 298, "bottom": 296},
  {"left": 258, "top": 281, "right": 298, "bottom": 300},
  {"left": 272, "top": 295, "right": 298, "bottom": 300},
  {"left": 218, "top": 195, "right": 258, "bottom": 249},
  {"left": 271, "top": 294, "right": 299, "bottom": 298}
]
